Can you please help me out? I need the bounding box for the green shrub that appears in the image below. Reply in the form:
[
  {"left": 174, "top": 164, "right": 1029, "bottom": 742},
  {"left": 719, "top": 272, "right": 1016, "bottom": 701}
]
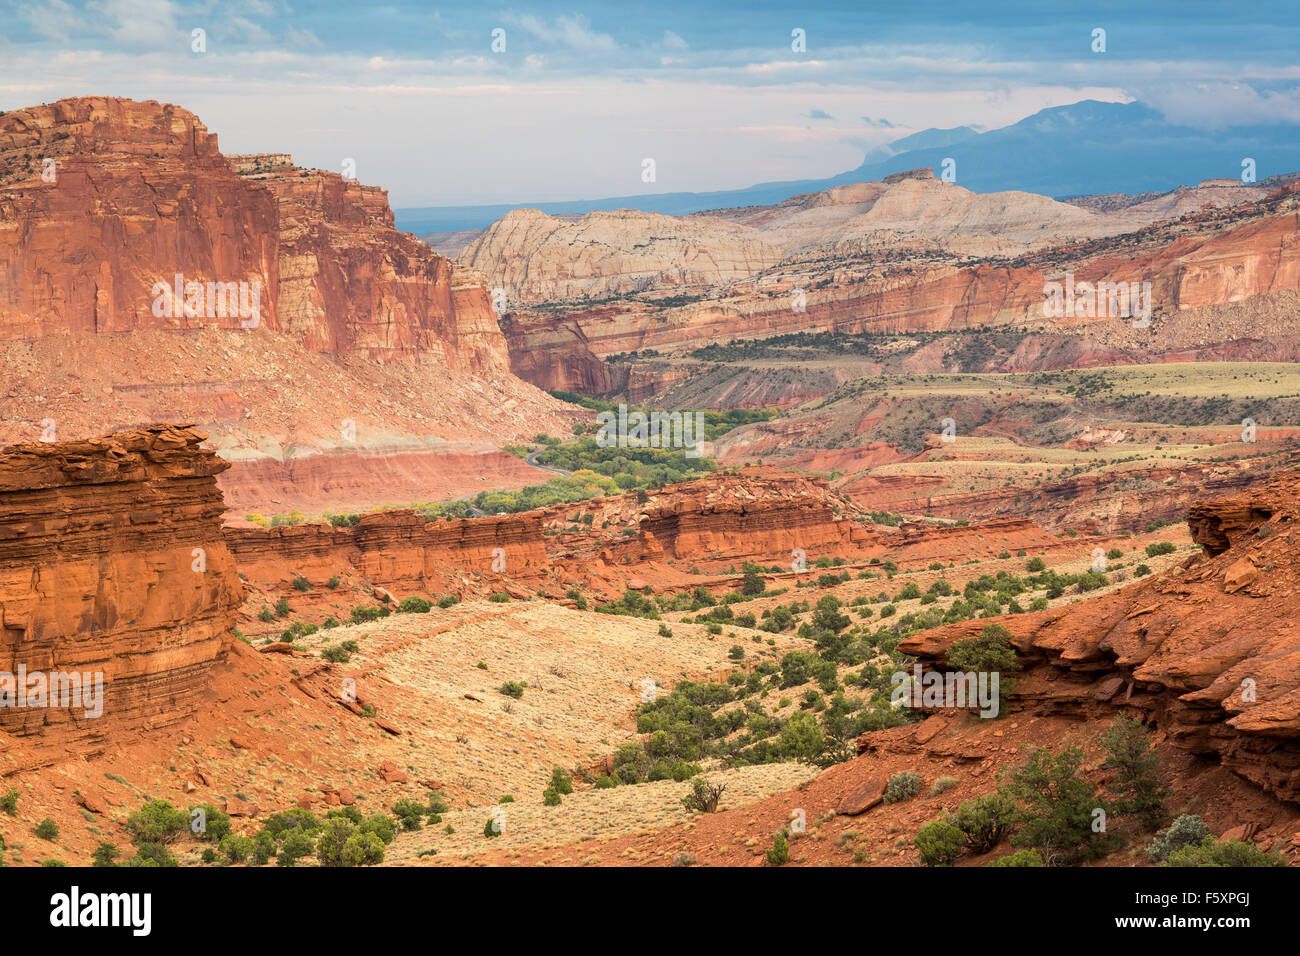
[
  {"left": 680, "top": 778, "right": 726, "bottom": 813},
  {"left": 276, "top": 828, "right": 316, "bottom": 867},
  {"left": 542, "top": 789, "right": 561, "bottom": 806},
  {"left": 1165, "top": 836, "right": 1286, "bottom": 867},
  {"left": 987, "top": 848, "right": 1045, "bottom": 867},
  {"left": 275, "top": 597, "right": 291, "bottom": 617},
  {"left": 125, "top": 800, "right": 188, "bottom": 845},
  {"left": 1003, "top": 746, "right": 1105, "bottom": 864},
  {"left": 487, "top": 592, "right": 511, "bottom": 603},
  {"left": 292, "top": 575, "right": 311, "bottom": 592},
  {"left": 766, "top": 831, "right": 790, "bottom": 866},
  {"left": 499, "top": 680, "right": 526, "bottom": 699},
  {"left": 945, "top": 622, "right": 1021, "bottom": 712},
  {"left": 327, "top": 575, "right": 341, "bottom": 589},
  {"left": 483, "top": 817, "right": 502, "bottom": 838},
  {"left": 884, "top": 771, "right": 923, "bottom": 804},
  {"left": 1025, "top": 557, "right": 1046, "bottom": 572},
  {"left": 1101, "top": 715, "right": 1169, "bottom": 828},
  {"left": 391, "top": 799, "right": 426, "bottom": 831},
  {"left": 0, "top": 788, "right": 16, "bottom": 815},
  {"left": 127, "top": 842, "right": 178, "bottom": 867},
  {"left": 438, "top": 594, "right": 461, "bottom": 609},
  {"left": 187, "top": 803, "right": 232, "bottom": 842},
  {"left": 1146, "top": 814, "right": 1211, "bottom": 863},
  {"left": 321, "top": 645, "right": 352, "bottom": 664},
  {"left": 350, "top": 605, "right": 389, "bottom": 624},
  {"left": 930, "top": 775, "right": 959, "bottom": 796},
  {"left": 91, "top": 841, "right": 121, "bottom": 867},
  {"left": 548, "top": 767, "right": 574, "bottom": 795},
  {"left": 915, "top": 820, "right": 965, "bottom": 866},
  {"left": 218, "top": 834, "right": 254, "bottom": 864},
  {"left": 1145, "top": 541, "right": 1176, "bottom": 557},
  {"left": 426, "top": 791, "right": 450, "bottom": 816},
  {"left": 398, "top": 596, "right": 433, "bottom": 613},
  {"left": 952, "top": 793, "right": 1016, "bottom": 853}
]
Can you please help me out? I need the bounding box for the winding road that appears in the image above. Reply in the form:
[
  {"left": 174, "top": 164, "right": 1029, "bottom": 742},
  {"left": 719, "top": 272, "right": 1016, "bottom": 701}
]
[{"left": 452, "top": 447, "right": 574, "bottom": 518}]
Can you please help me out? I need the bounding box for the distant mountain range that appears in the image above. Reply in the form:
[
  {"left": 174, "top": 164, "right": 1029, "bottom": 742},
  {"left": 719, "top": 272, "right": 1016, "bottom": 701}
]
[{"left": 396, "top": 100, "right": 1300, "bottom": 235}]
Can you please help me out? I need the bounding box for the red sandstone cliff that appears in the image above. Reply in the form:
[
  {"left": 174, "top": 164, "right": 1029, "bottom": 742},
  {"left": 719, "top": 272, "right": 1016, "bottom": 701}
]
[
  {"left": 225, "top": 509, "right": 550, "bottom": 597},
  {"left": 500, "top": 189, "right": 1300, "bottom": 395},
  {"left": 0, "top": 98, "right": 280, "bottom": 339},
  {"left": 0, "top": 98, "right": 508, "bottom": 373},
  {"left": 0, "top": 425, "right": 241, "bottom": 770},
  {"left": 898, "top": 467, "right": 1300, "bottom": 802}
]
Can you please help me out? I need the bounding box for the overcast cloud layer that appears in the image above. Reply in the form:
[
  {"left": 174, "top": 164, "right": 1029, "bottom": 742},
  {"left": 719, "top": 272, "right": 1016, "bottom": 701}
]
[{"left": 2, "top": 0, "right": 1298, "bottom": 205}]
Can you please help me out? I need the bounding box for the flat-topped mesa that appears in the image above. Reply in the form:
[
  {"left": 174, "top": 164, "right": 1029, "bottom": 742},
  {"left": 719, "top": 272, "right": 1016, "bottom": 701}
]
[
  {"left": 227, "top": 153, "right": 295, "bottom": 176},
  {"left": 636, "top": 468, "right": 878, "bottom": 561},
  {"left": 897, "top": 467, "right": 1300, "bottom": 803},
  {"left": 0, "top": 425, "right": 242, "bottom": 772},
  {"left": 0, "top": 95, "right": 509, "bottom": 372}
]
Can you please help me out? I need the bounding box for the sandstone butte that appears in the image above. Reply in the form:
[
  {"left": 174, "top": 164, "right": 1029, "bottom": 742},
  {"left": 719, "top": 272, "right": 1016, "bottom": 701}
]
[
  {"left": 897, "top": 467, "right": 1300, "bottom": 803},
  {"left": 0, "top": 96, "right": 505, "bottom": 371},
  {"left": 0, "top": 425, "right": 240, "bottom": 772}
]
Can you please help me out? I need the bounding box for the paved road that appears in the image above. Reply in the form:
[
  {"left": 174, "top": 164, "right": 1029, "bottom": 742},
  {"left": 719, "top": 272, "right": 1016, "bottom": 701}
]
[
  {"left": 450, "top": 448, "right": 571, "bottom": 518},
  {"left": 526, "top": 448, "right": 573, "bottom": 478}
]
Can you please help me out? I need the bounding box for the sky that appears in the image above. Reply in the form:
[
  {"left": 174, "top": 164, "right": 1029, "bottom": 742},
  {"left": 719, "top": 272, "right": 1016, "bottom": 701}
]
[{"left": 2, "top": 1, "right": 1299, "bottom": 206}]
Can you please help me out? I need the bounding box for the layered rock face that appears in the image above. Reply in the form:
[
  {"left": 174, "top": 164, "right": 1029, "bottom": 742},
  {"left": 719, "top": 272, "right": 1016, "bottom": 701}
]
[
  {"left": 493, "top": 184, "right": 1300, "bottom": 396},
  {"left": 462, "top": 172, "right": 1137, "bottom": 308},
  {"left": 460, "top": 207, "right": 785, "bottom": 305},
  {"left": 234, "top": 153, "right": 506, "bottom": 369},
  {"left": 225, "top": 509, "right": 550, "bottom": 594},
  {"left": 0, "top": 98, "right": 279, "bottom": 340},
  {"left": 0, "top": 426, "right": 241, "bottom": 768},
  {"left": 899, "top": 468, "right": 1300, "bottom": 802},
  {"left": 636, "top": 469, "right": 879, "bottom": 561},
  {"left": 0, "top": 98, "right": 508, "bottom": 371}
]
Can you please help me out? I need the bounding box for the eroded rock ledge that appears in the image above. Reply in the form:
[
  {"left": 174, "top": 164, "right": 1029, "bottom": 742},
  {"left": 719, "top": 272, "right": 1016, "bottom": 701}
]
[
  {"left": 0, "top": 425, "right": 241, "bottom": 770},
  {"left": 896, "top": 469, "right": 1300, "bottom": 802}
]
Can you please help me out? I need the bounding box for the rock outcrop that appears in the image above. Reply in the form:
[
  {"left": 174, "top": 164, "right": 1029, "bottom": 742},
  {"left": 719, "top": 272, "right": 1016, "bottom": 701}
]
[
  {"left": 636, "top": 468, "right": 879, "bottom": 561},
  {"left": 0, "top": 98, "right": 508, "bottom": 371},
  {"left": 897, "top": 468, "right": 1300, "bottom": 803},
  {"left": 462, "top": 173, "right": 1135, "bottom": 307},
  {"left": 496, "top": 186, "right": 1300, "bottom": 396},
  {"left": 225, "top": 509, "right": 550, "bottom": 595},
  {"left": 0, "top": 97, "right": 280, "bottom": 340},
  {"left": 460, "top": 207, "right": 785, "bottom": 305},
  {"left": 0, "top": 425, "right": 241, "bottom": 769}
]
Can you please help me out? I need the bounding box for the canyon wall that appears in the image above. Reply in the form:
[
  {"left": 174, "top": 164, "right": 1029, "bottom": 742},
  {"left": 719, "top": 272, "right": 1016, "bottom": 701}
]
[
  {"left": 225, "top": 509, "right": 551, "bottom": 595},
  {"left": 898, "top": 468, "right": 1300, "bottom": 802},
  {"left": 0, "top": 426, "right": 241, "bottom": 770},
  {"left": 0, "top": 98, "right": 509, "bottom": 374},
  {"left": 0, "top": 97, "right": 280, "bottom": 340},
  {"left": 498, "top": 190, "right": 1300, "bottom": 395}
]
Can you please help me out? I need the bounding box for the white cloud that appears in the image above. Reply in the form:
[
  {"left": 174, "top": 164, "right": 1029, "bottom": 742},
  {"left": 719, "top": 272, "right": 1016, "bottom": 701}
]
[
  {"left": 19, "top": 0, "right": 83, "bottom": 42},
  {"left": 505, "top": 13, "right": 618, "bottom": 52},
  {"left": 88, "top": 0, "right": 183, "bottom": 49},
  {"left": 660, "top": 30, "right": 687, "bottom": 51}
]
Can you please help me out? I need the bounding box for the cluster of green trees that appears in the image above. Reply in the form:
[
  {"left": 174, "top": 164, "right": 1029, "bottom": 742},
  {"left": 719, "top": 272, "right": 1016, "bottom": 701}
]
[
  {"left": 913, "top": 717, "right": 1285, "bottom": 867},
  {"left": 93, "top": 794, "right": 459, "bottom": 867}
]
